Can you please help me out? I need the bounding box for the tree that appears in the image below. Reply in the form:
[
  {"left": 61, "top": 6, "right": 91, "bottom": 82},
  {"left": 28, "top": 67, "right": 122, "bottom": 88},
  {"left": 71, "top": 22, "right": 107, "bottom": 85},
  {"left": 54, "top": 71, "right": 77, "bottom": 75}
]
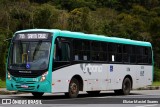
[
  {"left": 57, "top": 10, "right": 69, "bottom": 29},
  {"left": 29, "top": 0, "right": 50, "bottom": 4},
  {"left": 54, "top": 0, "right": 96, "bottom": 11},
  {"left": 33, "top": 4, "right": 59, "bottom": 29},
  {"left": 68, "top": 7, "right": 91, "bottom": 33},
  {"left": 149, "top": 17, "right": 160, "bottom": 67},
  {"left": 0, "top": 32, "right": 10, "bottom": 80}
]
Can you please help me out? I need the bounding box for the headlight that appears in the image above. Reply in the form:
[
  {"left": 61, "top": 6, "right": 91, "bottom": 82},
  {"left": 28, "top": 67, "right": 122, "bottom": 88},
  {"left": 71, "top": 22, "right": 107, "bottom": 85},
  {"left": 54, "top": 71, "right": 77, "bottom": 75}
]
[
  {"left": 40, "top": 71, "right": 48, "bottom": 82},
  {"left": 7, "top": 72, "right": 11, "bottom": 80}
]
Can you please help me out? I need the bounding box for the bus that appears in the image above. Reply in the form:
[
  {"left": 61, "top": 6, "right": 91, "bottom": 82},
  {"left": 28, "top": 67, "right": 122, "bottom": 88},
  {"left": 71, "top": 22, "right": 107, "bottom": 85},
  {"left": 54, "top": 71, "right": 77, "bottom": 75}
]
[{"left": 6, "top": 29, "right": 153, "bottom": 98}]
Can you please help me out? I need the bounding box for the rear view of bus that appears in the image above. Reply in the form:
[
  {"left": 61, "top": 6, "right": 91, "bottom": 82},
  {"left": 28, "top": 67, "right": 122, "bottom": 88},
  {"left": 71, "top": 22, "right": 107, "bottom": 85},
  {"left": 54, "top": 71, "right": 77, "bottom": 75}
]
[{"left": 6, "top": 30, "right": 53, "bottom": 97}]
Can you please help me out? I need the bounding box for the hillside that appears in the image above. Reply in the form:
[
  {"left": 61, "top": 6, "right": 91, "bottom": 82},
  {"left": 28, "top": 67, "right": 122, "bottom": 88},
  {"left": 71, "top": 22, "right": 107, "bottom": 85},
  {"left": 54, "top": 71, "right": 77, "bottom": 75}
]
[{"left": 0, "top": 0, "right": 160, "bottom": 80}]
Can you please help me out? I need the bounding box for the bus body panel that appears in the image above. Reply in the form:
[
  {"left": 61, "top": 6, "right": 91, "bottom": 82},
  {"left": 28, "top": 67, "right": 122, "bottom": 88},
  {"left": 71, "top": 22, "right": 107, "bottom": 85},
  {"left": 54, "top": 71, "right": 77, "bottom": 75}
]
[
  {"left": 6, "top": 76, "right": 51, "bottom": 92},
  {"left": 51, "top": 64, "right": 152, "bottom": 93}
]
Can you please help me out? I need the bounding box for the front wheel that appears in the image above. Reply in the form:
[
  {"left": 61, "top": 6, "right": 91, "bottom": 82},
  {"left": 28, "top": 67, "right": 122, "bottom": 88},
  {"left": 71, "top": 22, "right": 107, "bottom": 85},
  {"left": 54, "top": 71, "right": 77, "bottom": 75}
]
[
  {"left": 65, "top": 78, "right": 79, "bottom": 98},
  {"left": 32, "top": 92, "right": 44, "bottom": 97}
]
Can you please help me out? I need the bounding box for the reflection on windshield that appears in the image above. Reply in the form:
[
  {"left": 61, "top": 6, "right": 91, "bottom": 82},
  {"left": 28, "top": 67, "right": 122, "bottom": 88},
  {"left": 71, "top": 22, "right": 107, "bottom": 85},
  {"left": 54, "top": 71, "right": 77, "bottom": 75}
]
[{"left": 9, "top": 41, "right": 51, "bottom": 70}]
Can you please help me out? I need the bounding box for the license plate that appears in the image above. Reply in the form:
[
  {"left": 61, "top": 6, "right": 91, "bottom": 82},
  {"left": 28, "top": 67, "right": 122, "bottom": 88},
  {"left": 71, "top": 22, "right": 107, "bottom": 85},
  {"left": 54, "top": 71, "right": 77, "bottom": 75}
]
[{"left": 21, "top": 85, "right": 29, "bottom": 88}]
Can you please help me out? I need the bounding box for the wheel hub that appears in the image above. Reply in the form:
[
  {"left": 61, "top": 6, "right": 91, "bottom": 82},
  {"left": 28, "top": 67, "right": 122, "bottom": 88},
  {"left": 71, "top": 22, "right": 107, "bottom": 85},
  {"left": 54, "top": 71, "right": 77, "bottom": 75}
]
[{"left": 70, "top": 83, "right": 77, "bottom": 94}]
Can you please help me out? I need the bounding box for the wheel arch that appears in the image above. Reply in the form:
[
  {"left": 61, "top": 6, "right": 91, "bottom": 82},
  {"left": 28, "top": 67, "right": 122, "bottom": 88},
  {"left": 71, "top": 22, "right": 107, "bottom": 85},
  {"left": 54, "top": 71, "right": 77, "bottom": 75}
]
[{"left": 71, "top": 75, "right": 83, "bottom": 91}]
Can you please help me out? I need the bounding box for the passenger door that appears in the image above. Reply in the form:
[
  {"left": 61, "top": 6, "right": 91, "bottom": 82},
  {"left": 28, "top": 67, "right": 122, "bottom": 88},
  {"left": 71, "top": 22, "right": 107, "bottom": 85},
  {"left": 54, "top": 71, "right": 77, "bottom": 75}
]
[{"left": 53, "top": 37, "right": 71, "bottom": 70}]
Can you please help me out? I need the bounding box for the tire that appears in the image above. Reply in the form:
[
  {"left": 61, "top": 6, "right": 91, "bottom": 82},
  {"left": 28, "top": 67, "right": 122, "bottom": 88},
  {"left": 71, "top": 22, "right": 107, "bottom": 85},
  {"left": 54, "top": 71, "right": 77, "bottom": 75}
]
[
  {"left": 87, "top": 91, "right": 100, "bottom": 95},
  {"left": 65, "top": 78, "right": 79, "bottom": 98},
  {"left": 114, "top": 78, "right": 131, "bottom": 95},
  {"left": 32, "top": 92, "right": 44, "bottom": 97},
  {"left": 122, "top": 78, "right": 131, "bottom": 95}
]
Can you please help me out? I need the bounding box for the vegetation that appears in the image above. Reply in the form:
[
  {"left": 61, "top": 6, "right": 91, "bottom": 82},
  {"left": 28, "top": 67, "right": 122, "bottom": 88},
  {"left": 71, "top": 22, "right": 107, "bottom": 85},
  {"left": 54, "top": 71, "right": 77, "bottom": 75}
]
[
  {"left": 0, "top": 79, "right": 6, "bottom": 88},
  {"left": 0, "top": 0, "right": 160, "bottom": 81},
  {"left": 154, "top": 67, "right": 160, "bottom": 81},
  {"left": 152, "top": 81, "right": 160, "bottom": 86}
]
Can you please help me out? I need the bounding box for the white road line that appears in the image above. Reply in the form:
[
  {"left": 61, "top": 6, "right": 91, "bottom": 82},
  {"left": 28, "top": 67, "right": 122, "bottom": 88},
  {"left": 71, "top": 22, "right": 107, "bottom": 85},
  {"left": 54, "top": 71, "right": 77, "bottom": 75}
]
[
  {"left": 86, "top": 96, "right": 117, "bottom": 99},
  {"left": 43, "top": 95, "right": 112, "bottom": 102},
  {"left": 136, "top": 104, "right": 158, "bottom": 107}
]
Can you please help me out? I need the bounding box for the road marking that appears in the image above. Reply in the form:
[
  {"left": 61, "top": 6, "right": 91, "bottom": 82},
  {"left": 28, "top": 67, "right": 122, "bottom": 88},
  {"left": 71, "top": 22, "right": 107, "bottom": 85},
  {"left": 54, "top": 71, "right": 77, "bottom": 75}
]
[
  {"left": 136, "top": 104, "right": 158, "bottom": 107},
  {"left": 86, "top": 96, "right": 116, "bottom": 99}
]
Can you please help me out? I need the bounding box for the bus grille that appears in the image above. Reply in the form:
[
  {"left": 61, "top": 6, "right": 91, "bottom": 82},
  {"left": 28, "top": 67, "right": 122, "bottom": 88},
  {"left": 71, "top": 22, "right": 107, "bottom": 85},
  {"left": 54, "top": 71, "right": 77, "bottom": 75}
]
[
  {"left": 9, "top": 70, "right": 44, "bottom": 78},
  {"left": 10, "top": 72, "right": 40, "bottom": 78},
  {"left": 14, "top": 81, "right": 36, "bottom": 91},
  {"left": 15, "top": 85, "right": 36, "bottom": 91}
]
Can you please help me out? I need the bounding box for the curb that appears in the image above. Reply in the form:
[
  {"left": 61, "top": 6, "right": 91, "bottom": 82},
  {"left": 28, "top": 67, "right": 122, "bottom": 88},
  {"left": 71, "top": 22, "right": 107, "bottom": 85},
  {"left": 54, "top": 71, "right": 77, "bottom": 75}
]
[
  {"left": 0, "top": 89, "right": 26, "bottom": 95},
  {"left": 137, "top": 86, "right": 160, "bottom": 90},
  {"left": 0, "top": 91, "right": 19, "bottom": 95}
]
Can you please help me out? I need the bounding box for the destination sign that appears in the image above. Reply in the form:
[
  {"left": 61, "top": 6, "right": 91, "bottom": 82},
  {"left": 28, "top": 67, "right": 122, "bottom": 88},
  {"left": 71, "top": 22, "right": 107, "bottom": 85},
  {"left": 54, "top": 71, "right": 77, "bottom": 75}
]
[{"left": 15, "top": 33, "right": 50, "bottom": 40}]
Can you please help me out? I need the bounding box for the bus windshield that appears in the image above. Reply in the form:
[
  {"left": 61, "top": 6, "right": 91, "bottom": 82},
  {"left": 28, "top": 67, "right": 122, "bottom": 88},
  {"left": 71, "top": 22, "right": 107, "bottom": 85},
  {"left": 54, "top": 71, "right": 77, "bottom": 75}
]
[{"left": 8, "top": 41, "right": 51, "bottom": 70}]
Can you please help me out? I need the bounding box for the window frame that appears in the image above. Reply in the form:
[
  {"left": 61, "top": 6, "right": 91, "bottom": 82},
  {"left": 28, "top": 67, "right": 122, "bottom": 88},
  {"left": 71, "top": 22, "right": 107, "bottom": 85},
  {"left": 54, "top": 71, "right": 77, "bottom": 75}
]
[{"left": 53, "top": 36, "right": 153, "bottom": 67}]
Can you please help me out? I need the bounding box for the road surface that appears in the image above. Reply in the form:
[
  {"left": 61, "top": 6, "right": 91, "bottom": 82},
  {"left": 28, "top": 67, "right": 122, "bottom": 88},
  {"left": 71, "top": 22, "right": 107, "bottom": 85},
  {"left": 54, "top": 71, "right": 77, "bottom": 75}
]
[{"left": 0, "top": 90, "right": 160, "bottom": 107}]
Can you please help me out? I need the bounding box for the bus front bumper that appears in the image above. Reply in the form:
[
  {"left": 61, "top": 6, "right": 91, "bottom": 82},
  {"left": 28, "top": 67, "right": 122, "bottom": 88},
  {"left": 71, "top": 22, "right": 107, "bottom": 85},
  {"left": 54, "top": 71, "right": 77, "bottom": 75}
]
[{"left": 6, "top": 77, "right": 51, "bottom": 93}]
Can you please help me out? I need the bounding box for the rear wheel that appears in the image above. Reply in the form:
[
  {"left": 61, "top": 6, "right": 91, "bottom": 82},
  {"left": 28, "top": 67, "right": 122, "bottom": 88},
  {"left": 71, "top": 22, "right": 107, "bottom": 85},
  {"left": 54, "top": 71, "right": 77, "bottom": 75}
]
[
  {"left": 32, "top": 92, "right": 44, "bottom": 97},
  {"left": 114, "top": 78, "right": 131, "bottom": 95},
  {"left": 65, "top": 78, "right": 79, "bottom": 98},
  {"left": 122, "top": 78, "right": 131, "bottom": 95}
]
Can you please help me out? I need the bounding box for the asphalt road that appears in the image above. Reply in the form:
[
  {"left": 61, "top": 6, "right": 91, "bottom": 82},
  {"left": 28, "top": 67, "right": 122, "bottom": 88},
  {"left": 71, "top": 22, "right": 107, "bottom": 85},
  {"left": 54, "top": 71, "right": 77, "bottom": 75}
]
[{"left": 0, "top": 90, "right": 160, "bottom": 107}]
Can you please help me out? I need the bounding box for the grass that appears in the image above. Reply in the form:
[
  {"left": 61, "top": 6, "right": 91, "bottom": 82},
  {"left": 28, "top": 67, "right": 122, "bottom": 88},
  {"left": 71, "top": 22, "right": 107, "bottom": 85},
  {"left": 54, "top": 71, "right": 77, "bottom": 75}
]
[
  {"left": 0, "top": 79, "right": 6, "bottom": 88},
  {"left": 152, "top": 81, "right": 160, "bottom": 86}
]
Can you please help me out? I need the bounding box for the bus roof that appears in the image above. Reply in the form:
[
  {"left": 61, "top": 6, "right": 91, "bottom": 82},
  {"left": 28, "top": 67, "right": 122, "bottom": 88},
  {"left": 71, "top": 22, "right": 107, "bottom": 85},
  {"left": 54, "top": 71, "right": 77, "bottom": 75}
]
[{"left": 15, "top": 29, "right": 151, "bottom": 47}]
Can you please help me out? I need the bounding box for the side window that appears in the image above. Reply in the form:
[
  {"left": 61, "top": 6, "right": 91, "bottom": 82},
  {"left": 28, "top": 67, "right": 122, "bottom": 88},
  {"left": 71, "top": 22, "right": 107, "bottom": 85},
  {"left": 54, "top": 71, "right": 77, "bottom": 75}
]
[
  {"left": 53, "top": 37, "right": 71, "bottom": 70},
  {"left": 91, "top": 41, "right": 101, "bottom": 61},
  {"left": 82, "top": 40, "right": 90, "bottom": 60},
  {"left": 148, "top": 48, "right": 152, "bottom": 64},
  {"left": 73, "top": 39, "right": 82, "bottom": 60},
  {"left": 116, "top": 44, "right": 122, "bottom": 62},
  {"left": 136, "top": 46, "right": 150, "bottom": 64},
  {"left": 143, "top": 47, "right": 149, "bottom": 64},
  {"left": 130, "top": 46, "right": 136, "bottom": 63},
  {"left": 91, "top": 41, "right": 107, "bottom": 61},
  {"left": 123, "top": 45, "right": 137, "bottom": 63},
  {"left": 123, "top": 45, "right": 131, "bottom": 63},
  {"left": 61, "top": 42, "right": 70, "bottom": 61},
  {"left": 109, "top": 43, "right": 117, "bottom": 62},
  {"left": 73, "top": 39, "right": 90, "bottom": 61},
  {"left": 101, "top": 42, "right": 108, "bottom": 61},
  {"left": 136, "top": 46, "right": 143, "bottom": 63},
  {"left": 54, "top": 37, "right": 70, "bottom": 61},
  {"left": 109, "top": 43, "right": 122, "bottom": 63}
]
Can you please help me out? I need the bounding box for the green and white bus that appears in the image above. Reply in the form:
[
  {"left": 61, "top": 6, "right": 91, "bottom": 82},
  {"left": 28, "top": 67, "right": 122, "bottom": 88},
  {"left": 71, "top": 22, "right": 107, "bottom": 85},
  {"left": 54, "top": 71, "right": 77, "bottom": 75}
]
[{"left": 6, "top": 29, "right": 153, "bottom": 98}]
